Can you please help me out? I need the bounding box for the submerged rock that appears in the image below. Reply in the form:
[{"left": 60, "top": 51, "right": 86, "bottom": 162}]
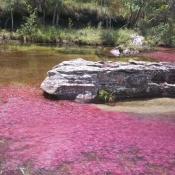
[
  {"left": 41, "top": 58, "right": 175, "bottom": 103},
  {"left": 123, "top": 49, "right": 139, "bottom": 56}
]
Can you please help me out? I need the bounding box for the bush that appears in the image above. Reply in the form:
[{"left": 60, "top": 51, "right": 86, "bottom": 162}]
[
  {"left": 154, "top": 23, "right": 175, "bottom": 46},
  {"left": 17, "top": 5, "right": 37, "bottom": 42},
  {"left": 139, "top": 21, "right": 175, "bottom": 47},
  {"left": 98, "top": 89, "right": 114, "bottom": 103}
]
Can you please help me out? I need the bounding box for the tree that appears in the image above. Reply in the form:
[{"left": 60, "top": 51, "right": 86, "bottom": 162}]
[
  {"left": 17, "top": 4, "right": 37, "bottom": 42},
  {"left": 1, "top": 0, "right": 26, "bottom": 30},
  {"left": 52, "top": 0, "right": 62, "bottom": 27},
  {"left": 30, "top": 0, "right": 63, "bottom": 26},
  {"left": 121, "top": 0, "right": 168, "bottom": 28}
]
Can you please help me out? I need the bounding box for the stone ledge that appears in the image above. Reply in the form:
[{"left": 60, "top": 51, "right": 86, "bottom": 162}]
[{"left": 41, "top": 58, "right": 175, "bottom": 103}]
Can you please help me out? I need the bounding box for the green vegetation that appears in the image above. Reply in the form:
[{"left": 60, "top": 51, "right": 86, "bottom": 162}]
[
  {"left": 98, "top": 89, "right": 115, "bottom": 103},
  {"left": 0, "top": 25, "right": 136, "bottom": 46},
  {"left": 0, "top": 0, "right": 175, "bottom": 46}
]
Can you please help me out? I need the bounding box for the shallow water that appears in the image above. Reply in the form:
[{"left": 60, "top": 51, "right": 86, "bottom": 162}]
[
  {"left": 142, "top": 47, "right": 175, "bottom": 62},
  {"left": 96, "top": 97, "right": 175, "bottom": 115},
  {"left": 0, "top": 43, "right": 175, "bottom": 174},
  {"left": 0, "top": 42, "right": 152, "bottom": 85}
]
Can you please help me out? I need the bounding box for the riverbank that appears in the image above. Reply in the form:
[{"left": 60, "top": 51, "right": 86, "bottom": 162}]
[
  {"left": 96, "top": 97, "right": 175, "bottom": 114},
  {"left": 0, "top": 26, "right": 148, "bottom": 48}
]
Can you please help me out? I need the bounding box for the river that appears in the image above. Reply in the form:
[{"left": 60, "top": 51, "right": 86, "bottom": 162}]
[
  {"left": 0, "top": 42, "right": 175, "bottom": 174},
  {"left": 0, "top": 42, "right": 152, "bottom": 85}
]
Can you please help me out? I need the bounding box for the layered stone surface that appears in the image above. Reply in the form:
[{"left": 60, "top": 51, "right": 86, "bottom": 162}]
[{"left": 41, "top": 58, "right": 175, "bottom": 103}]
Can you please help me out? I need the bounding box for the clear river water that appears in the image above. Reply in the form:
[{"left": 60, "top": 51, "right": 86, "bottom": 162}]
[{"left": 0, "top": 42, "right": 175, "bottom": 175}]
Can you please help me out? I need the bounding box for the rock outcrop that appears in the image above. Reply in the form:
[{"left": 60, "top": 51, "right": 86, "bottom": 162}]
[
  {"left": 41, "top": 58, "right": 175, "bottom": 103},
  {"left": 110, "top": 33, "right": 144, "bottom": 57},
  {"left": 129, "top": 34, "right": 144, "bottom": 47}
]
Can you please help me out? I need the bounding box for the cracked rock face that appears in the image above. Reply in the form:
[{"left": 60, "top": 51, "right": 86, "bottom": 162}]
[{"left": 41, "top": 58, "right": 175, "bottom": 103}]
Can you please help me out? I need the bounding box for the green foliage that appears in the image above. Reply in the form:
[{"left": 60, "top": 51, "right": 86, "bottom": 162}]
[
  {"left": 1, "top": 0, "right": 175, "bottom": 46},
  {"left": 0, "top": 0, "right": 26, "bottom": 30},
  {"left": 0, "top": 29, "right": 10, "bottom": 39},
  {"left": 1, "top": 23, "right": 137, "bottom": 46},
  {"left": 114, "top": 28, "right": 134, "bottom": 45},
  {"left": 62, "top": 0, "right": 120, "bottom": 19},
  {"left": 101, "top": 28, "right": 134, "bottom": 46},
  {"left": 98, "top": 89, "right": 114, "bottom": 103},
  {"left": 68, "top": 18, "right": 73, "bottom": 29},
  {"left": 28, "top": 25, "right": 102, "bottom": 44},
  {"left": 76, "top": 26, "right": 102, "bottom": 45},
  {"left": 149, "top": 22, "right": 175, "bottom": 46},
  {"left": 17, "top": 5, "right": 37, "bottom": 41},
  {"left": 157, "top": 23, "right": 175, "bottom": 46}
]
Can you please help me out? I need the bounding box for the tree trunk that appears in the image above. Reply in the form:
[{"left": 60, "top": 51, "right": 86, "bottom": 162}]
[
  {"left": 56, "top": 13, "right": 59, "bottom": 27},
  {"left": 36, "top": 0, "right": 42, "bottom": 12},
  {"left": 43, "top": 9, "right": 46, "bottom": 24},
  {"left": 52, "top": 9, "right": 56, "bottom": 26},
  {"left": 52, "top": 2, "right": 59, "bottom": 26},
  {"left": 11, "top": 9, "right": 14, "bottom": 31},
  {"left": 132, "top": 7, "right": 142, "bottom": 27},
  {"left": 105, "top": 12, "right": 110, "bottom": 39},
  {"left": 5, "top": 18, "right": 10, "bottom": 29},
  {"left": 127, "top": 0, "right": 133, "bottom": 28}
]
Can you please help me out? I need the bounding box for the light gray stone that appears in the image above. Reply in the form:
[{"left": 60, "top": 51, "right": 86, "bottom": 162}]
[
  {"left": 110, "top": 47, "right": 121, "bottom": 57},
  {"left": 41, "top": 58, "right": 175, "bottom": 103},
  {"left": 129, "top": 33, "right": 144, "bottom": 47}
]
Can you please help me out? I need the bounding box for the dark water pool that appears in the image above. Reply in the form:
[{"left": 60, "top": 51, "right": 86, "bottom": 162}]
[{"left": 0, "top": 43, "right": 175, "bottom": 175}]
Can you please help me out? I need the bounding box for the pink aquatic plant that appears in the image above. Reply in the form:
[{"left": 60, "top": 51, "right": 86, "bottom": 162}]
[
  {"left": 0, "top": 85, "right": 175, "bottom": 174},
  {"left": 142, "top": 48, "right": 175, "bottom": 62}
]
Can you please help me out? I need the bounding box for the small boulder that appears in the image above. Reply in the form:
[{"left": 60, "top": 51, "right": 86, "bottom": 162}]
[{"left": 110, "top": 47, "right": 121, "bottom": 57}]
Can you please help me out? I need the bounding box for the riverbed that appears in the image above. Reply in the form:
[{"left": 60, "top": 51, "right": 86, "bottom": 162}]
[{"left": 0, "top": 43, "right": 175, "bottom": 174}]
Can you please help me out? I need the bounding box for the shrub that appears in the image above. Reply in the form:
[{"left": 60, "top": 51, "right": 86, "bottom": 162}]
[{"left": 98, "top": 89, "right": 115, "bottom": 103}]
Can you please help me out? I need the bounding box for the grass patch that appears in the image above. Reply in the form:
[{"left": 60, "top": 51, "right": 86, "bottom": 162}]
[
  {"left": 1, "top": 26, "right": 137, "bottom": 46},
  {"left": 33, "top": 25, "right": 104, "bottom": 45},
  {"left": 112, "top": 28, "right": 134, "bottom": 45}
]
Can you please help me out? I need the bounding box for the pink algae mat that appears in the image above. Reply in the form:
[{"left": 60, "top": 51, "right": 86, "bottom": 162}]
[
  {"left": 142, "top": 48, "right": 175, "bottom": 62},
  {"left": 0, "top": 85, "right": 175, "bottom": 175}
]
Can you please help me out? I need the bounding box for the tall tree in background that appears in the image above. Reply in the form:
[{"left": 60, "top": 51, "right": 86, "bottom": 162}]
[
  {"left": 34, "top": 0, "right": 63, "bottom": 26},
  {"left": 98, "top": 0, "right": 120, "bottom": 40},
  {"left": 121, "top": 0, "right": 168, "bottom": 28},
  {"left": 52, "top": 0, "right": 62, "bottom": 27},
  {"left": 1, "top": 0, "right": 26, "bottom": 30}
]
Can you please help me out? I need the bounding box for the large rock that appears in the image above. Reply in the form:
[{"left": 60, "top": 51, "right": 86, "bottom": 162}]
[
  {"left": 41, "top": 58, "right": 175, "bottom": 103},
  {"left": 110, "top": 34, "right": 144, "bottom": 57},
  {"left": 129, "top": 34, "right": 144, "bottom": 47}
]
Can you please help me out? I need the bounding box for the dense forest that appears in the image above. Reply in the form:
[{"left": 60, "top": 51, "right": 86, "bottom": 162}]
[{"left": 0, "top": 0, "right": 175, "bottom": 46}]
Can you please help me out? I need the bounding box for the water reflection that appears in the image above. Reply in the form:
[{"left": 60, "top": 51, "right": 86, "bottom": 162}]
[
  {"left": 0, "top": 43, "right": 150, "bottom": 85},
  {"left": 1, "top": 43, "right": 175, "bottom": 86}
]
